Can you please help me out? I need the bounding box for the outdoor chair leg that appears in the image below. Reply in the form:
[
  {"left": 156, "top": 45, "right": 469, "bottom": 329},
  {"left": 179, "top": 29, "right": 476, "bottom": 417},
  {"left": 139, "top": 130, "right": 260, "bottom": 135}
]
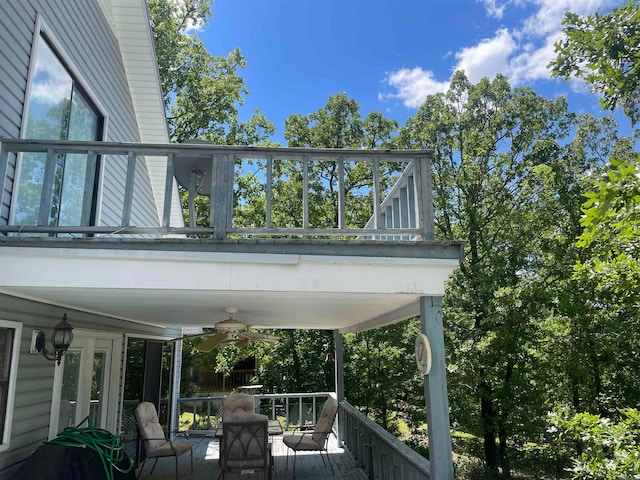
[
  {"left": 292, "top": 451, "right": 297, "bottom": 480},
  {"left": 323, "top": 450, "right": 335, "bottom": 474},
  {"left": 149, "top": 457, "right": 160, "bottom": 475},
  {"left": 190, "top": 449, "right": 194, "bottom": 473},
  {"left": 175, "top": 456, "right": 178, "bottom": 480},
  {"left": 137, "top": 459, "right": 146, "bottom": 479}
]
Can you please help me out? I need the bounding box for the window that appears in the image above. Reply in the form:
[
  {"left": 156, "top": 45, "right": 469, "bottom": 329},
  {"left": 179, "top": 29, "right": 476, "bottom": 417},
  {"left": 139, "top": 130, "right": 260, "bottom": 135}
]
[
  {"left": 13, "top": 34, "right": 103, "bottom": 228},
  {"left": 0, "top": 320, "right": 22, "bottom": 452}
]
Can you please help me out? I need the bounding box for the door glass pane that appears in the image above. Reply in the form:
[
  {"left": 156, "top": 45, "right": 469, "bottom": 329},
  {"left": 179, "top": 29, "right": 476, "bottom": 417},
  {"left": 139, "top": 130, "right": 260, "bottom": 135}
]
[
  {"left": 59, "top": 351, "right": 81, "bottom": 434},
  {"left": 90, "top": 351, "right": 106, "bottom": 427}
]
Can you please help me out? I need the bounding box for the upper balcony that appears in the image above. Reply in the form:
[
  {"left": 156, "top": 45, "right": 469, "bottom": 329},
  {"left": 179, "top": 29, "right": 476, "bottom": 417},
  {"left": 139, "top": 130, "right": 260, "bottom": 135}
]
[
  {"left": 0, "top": 138, "right": 463, "bottom": 335},
  {"left": 0, "top": 139, "right": 436, "bottom": 242}
]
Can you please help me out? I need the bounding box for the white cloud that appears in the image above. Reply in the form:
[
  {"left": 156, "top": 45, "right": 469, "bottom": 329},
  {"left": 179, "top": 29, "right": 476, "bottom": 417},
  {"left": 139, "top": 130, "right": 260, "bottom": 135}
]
[
  {"left": 381, "top": 68, "right": 450, "bottom": 108},
  {"left": 170, "top": 0, "right": 206, "bottom": 34},
  {"left": 381, "top": 0, "right": 625, "bottom": 108},
  {"left": 522, "top": 0, "right": 614, "bottom": 36},
  {"left": 477, "top": 0, "right": 508, "bottom": 19},
  {"left": 454, "top": 29, "right": 517, "bottom": 84}
]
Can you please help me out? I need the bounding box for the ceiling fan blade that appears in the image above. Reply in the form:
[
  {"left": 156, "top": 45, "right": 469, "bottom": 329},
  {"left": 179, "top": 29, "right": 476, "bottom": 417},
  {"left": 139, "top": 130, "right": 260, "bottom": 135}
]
[
  {"left": 234, "top": 338, "right": 251, "bottom": 349},
  {"left": 240, "top": 331, "right": 281, "bottom": 343},
  {"left": 196, "top": 332, "right": 228, "bottom": 352},
  {"left": 168, "top": 332, "right": 210, "bottom": 343}
]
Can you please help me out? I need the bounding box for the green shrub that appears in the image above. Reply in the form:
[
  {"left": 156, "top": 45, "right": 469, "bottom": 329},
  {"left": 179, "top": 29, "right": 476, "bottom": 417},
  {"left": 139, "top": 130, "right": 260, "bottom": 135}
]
[{"left": 549, "top": 407, "right": 640, "bottom": 479}]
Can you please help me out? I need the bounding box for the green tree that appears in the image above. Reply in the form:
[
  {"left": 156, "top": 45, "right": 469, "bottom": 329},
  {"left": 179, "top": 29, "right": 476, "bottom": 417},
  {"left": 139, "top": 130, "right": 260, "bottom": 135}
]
[
  {"left": 398, "top": 71, "right": 580, "bottom": 475},
  {"left": 344, "top": 320, "right": 424, "bottom": 434},
  {"left": 147, "top": 0, "right": 274, "bottom": 144},
  {"left": 549, "top": 0, "right": 640, "bottom": 125}
]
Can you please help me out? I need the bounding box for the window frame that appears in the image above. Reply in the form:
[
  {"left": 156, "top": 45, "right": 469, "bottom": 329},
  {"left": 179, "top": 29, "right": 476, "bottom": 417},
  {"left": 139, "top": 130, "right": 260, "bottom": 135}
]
[
  {"left": 12, "top": 16, "right": 107, "bottom": 229},
  {"left": 0, "top": 320, "right": 22, "bottom": 452}
]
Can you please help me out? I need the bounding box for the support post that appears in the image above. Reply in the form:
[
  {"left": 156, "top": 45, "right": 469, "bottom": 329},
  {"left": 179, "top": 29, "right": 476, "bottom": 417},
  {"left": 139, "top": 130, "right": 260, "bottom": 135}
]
[
  {"left": 334, "top": 329, "right": 345, "bottom": 446},
  {"left": 420, "top": 296, "right": 454, "bottom": 480}
]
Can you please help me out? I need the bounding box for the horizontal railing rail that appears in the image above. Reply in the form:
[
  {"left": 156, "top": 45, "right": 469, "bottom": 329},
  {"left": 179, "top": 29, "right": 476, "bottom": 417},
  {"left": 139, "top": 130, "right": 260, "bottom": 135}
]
[
  {"left": 0, "top": 139, "right": 434, "bottom": 240},
  {"left": 198, "top": 369, "right": 256, "bottom": 392},
  {"left": 340, "top": 400, "right": 430, "bottom": 479},
  {"left": 254, "top": 392, "right": 334, "bottom": 430}
]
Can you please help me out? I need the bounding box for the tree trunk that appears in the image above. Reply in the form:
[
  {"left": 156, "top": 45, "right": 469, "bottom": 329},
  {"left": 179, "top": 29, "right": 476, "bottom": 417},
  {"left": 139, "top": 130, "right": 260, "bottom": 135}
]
[
  {"left": 479, "top": 376, "right": 499, "bottom": 474},
  {"left": 498, "top": 422, "right": 510, "bottom": 478}
]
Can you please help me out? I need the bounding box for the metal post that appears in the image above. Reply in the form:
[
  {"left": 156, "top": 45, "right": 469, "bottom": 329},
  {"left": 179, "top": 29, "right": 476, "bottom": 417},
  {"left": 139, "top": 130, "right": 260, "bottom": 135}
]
[
  {"left": 334, "top": 330, "right": 344, "bottom": 446},
  {"left": 420, "top": 296, "right": 454, "bottom": 479}
]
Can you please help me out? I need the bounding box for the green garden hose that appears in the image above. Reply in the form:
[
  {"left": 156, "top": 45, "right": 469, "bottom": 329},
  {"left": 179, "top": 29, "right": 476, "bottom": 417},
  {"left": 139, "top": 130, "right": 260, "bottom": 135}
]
[{"left": 46, "top": 416, "right": 133, "bottom": 480}]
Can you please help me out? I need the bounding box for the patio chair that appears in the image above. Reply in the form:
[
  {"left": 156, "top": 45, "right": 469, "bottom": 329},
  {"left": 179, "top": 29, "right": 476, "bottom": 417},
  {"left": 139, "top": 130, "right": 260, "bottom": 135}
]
[
  {"left": 283, "top": 396, "right": 338, "bottom": 479},
  {"left": 219, "top": 412, "right": 272, "bottom": 479},
  {"left": 134, "top": 401, "right": 194, "bottom": 480},
  {"left": 222, "top": 393, "right": 256, "bottom": 417}
]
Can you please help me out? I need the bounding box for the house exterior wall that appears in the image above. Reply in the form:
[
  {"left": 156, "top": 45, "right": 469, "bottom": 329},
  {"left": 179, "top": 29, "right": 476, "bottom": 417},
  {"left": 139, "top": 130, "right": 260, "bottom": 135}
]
[
  {"left": 0, "top": 1, "right": 172, "bottom": 476},
  {"left": 0, "top": 0, "right": 160, "bottom": 230},
  {"left": 0, "top": 294, "right": 168, "bottom": 476}
]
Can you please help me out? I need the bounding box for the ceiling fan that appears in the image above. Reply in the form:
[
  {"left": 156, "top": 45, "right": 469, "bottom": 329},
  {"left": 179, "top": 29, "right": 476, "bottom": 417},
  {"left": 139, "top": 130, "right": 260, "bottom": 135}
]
[{"left": 170, "top": 307, "right": 280, "bottom": 352}]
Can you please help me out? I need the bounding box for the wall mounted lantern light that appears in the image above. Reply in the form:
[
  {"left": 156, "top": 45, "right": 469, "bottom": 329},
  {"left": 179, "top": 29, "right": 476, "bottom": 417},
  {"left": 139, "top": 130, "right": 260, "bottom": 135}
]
[{"left": 35, "top": 314, "right": 74, "bottom": 365}]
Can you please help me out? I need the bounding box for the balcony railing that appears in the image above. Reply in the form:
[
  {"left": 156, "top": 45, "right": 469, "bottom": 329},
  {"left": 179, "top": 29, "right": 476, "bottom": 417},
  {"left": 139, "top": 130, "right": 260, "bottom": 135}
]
[
  {"left": 198, "top": 369, "right": 256, "bottom": 392},
  {"left": 0, "top": 139, "right": 434, "bottom": 240}
]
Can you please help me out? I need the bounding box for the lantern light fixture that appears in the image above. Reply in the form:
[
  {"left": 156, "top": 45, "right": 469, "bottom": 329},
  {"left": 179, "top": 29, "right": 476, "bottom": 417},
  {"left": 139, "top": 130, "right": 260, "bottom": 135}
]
[{"left": 35, "top": 314, "right": 74, "bottom": 366}]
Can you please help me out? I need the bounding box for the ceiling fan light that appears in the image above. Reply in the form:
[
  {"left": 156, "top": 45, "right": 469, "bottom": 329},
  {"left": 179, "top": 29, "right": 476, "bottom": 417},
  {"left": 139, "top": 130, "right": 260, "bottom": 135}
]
[{"left": 214, "top": 318, "right": 247, "bottom": 333}]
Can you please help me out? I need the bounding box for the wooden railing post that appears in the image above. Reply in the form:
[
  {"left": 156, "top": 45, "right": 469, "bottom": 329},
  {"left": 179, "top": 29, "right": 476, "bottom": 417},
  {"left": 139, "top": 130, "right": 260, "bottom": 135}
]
[
  {"left": 210, "top": 153, "right": 234, "bottom": 240},
  {"left": 413, "top": 156, "right": 435, "bottom": 240}
]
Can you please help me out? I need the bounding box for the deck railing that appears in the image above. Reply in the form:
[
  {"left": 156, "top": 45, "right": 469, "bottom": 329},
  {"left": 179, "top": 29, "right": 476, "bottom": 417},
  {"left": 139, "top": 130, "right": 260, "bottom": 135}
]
[
  {"left": 0, "top": 139, "right": 434, "bottom": 240},
  {"left": 175, "top": 391, "right": 334, "bottom": 435},
  {"left": 171, "top": 392, "right": 429, "bottom": 479},
  {"left": 340, "top": 401, "right": 430, "bottom": 479}
]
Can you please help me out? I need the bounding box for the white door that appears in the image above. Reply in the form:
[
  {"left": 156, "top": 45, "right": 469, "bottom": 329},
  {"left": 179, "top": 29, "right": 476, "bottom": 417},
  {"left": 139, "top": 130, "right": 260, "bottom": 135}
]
[{"left": 49, "top": 331, "right": 122, "bottom": 438}]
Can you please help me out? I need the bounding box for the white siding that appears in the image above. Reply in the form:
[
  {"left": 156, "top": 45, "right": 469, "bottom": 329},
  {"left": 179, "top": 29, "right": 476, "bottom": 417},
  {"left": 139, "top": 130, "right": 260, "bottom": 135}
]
[
  {"left": 0, "top": 0, "right": 169, "bottom": 474},
  {"left": 0, "top": 294, "right": 167, "bottom": 475},
  {"left": 0, "top": 0, "right": 161, "bottom": 230}
]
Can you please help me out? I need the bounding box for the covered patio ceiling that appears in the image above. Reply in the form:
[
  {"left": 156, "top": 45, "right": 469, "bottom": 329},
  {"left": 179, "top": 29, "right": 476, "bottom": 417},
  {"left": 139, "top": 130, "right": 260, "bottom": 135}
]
[{"left": 0, "top": 239, "right": 463, "bottom": 335}]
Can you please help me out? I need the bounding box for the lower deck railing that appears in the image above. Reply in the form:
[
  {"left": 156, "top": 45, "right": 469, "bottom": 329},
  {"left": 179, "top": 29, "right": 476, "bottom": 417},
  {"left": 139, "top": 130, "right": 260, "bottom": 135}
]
[
  {"left": 167, "top": 393, "right": 430, "bottom": 479},
  {"left": 340, "top": 401, "right": 430, "bottom": 479}
]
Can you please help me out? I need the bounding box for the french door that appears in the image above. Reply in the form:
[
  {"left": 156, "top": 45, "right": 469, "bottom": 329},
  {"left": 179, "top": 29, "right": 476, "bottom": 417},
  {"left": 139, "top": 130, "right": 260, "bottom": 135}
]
[{"left": 49, "top": 331, "right": 122, "bottom": 438}]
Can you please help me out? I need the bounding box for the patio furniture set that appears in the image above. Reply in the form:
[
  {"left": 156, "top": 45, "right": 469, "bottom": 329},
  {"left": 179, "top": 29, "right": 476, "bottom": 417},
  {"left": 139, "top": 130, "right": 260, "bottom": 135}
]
[{"left": 135, "top": 393, "right": 338, "bottom": 479}]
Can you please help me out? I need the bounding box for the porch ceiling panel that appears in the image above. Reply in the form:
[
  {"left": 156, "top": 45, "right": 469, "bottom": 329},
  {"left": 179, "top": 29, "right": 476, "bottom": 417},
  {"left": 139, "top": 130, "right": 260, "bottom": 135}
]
[{"left": 0, "top": 245, "right": 459, "bottom": 334}]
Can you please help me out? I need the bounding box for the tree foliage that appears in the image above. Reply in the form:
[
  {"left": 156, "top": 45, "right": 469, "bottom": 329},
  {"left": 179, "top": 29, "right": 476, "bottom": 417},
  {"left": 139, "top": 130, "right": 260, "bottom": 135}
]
[
  {"left": 397, "top": 70, "right": 589, "bottom": 475},
  {"left": 147, "top": 0, "right": 274, "bottom": 144},
  {"left": 549, "top": 0, "right": 640, "bottom": 125}
]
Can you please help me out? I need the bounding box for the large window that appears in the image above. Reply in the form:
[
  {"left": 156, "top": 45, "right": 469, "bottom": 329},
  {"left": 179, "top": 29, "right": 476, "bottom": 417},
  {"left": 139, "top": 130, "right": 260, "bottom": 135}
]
[
  {"left": 0, "top": 321, "right": 22, "bottom": 452},
  {"left": 13, "top": 34, "right": 103, "bottom": 228}
]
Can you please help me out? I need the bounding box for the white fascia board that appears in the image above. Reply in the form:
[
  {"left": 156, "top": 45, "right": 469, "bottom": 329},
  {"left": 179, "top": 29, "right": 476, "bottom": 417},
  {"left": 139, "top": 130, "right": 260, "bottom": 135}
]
[{"left": 0, "top": 247, "right": 456, "bottom": 296}]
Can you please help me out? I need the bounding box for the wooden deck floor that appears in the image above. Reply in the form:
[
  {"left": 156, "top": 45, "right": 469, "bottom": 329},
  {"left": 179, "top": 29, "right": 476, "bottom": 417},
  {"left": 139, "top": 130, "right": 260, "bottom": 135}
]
[{"left": 136, "top": 434, "right": 367, "bottom": 480}]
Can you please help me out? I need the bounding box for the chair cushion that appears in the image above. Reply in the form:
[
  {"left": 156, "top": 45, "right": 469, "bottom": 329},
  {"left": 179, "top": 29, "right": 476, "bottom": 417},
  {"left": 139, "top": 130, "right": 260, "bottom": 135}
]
[
  {"left": 222, "top": 393, "right": 255, "bottom": 417},
  {"left": 312, "top": 396, "right": 338, "bottom": 445},
  {"left": 134, "top": 402, "right": 167, "bottom": 451},
  {"left": 283, "top": 433, "right": 323, "bottom": 451},
  {"left": 146, "top": 439, "right": 194, "bottom": 458}
]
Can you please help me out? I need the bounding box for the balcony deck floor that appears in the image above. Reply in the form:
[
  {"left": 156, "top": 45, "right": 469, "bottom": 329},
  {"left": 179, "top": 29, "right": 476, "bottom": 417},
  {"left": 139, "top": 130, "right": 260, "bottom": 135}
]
[{"left": 136, "top": 434, "right": 367, "bottom": 480}]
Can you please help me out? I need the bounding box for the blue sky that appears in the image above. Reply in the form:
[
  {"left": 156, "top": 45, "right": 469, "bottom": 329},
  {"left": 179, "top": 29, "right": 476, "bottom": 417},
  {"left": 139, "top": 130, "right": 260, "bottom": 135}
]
[{"left": 197, "top": 0, "right": 627, "bottom": 144}]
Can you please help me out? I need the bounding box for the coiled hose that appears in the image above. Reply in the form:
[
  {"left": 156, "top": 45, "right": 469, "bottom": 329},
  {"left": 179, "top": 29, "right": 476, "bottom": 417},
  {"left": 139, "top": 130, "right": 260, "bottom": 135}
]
[{"left": 46, "top": 416, "right": 134, "bottom": 480}]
